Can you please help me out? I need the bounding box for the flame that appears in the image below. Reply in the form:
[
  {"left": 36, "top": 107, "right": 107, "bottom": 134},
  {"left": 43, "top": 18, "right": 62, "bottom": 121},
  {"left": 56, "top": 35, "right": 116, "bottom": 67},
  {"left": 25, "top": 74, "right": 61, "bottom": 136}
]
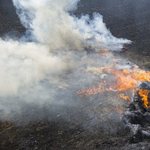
[
  {"left": 103, "top": 68, "right": 138, "bottom": 91},
  {"left": 78, "top": 66, "right": 150, "bottom": 107},
  {"left": 77, "top": 82, "right": 105, "bottom": 97},
  {"left": 77, "top": 47, "right": 150, "bottom": 109},
  {"left": 78, "top": 67, "right": 139, "bottom": 97},
  {"left": 119, "top": 93, "right": 131, "bottom": 101},
  {"left": 138, "top": 89, "right": 150, "bottom": 108}
]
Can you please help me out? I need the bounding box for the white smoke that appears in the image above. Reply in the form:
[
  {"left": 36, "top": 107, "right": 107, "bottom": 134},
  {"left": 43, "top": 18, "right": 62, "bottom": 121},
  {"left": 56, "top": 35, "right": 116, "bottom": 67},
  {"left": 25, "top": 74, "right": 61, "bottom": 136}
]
[
  {"left": 0, "top": 0, "right": 131, "bottom": 118},
  {"left": 75, "top": 13, "right": 131, "bottom": 50},
  {"left": 0, "top": 39, "right": 68, "bottom": 96},
  {"left": 13, "top": 0, "right": 131, "bottom": 50},
  {"left": 13, "top": 0, "right": 84, "bottom": 50}
]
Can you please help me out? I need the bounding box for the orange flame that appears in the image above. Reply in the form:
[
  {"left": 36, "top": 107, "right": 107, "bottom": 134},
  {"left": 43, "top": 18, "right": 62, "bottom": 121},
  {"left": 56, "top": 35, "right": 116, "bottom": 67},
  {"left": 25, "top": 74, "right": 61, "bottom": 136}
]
[
  {"left": 78, "top": 66, "right": 150, "bottom": 107},
  {"left": 77, "top": 49, "right": 150, "bottom": 109},
  {"left": 103, "top": 68, "right": 137, "bottom": 91},
  {"left": 138, "top": 89, "right": 150, "bottom": 108},
  {"left": 77, "top": 82, "right": 105, "bottom": 97},
  {"left": 119, "top": 93, "right": 131, "bottom": 101}
]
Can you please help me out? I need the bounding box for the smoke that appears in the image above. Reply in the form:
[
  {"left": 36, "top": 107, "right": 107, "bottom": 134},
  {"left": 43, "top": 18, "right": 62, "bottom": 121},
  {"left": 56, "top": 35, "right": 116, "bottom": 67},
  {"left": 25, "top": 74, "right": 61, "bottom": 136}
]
[
  {"left": 13, "top": 0, "right": 84, "bottom": 50},
  {"left": 0, "top": 0, "right": 131, "bottom": 124},
  {"left": 0, "top": 39, "right": 68, "bottom": 96},
  {"left": 13, "top": 0, "right": 131, "bottom": 50}
]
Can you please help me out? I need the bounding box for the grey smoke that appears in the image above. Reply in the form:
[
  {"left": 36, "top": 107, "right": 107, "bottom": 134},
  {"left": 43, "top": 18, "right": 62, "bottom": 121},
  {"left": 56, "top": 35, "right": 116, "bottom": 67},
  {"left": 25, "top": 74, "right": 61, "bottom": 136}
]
[{"left": 0, "top": 0, "right": 131, "bottom": 118}]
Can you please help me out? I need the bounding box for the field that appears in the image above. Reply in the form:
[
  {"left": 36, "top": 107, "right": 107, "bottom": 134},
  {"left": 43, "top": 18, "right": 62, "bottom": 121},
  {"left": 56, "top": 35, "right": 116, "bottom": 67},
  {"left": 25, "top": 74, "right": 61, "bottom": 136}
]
[{"left": 0, "top": 0, "right": 150, "bottom": 149}]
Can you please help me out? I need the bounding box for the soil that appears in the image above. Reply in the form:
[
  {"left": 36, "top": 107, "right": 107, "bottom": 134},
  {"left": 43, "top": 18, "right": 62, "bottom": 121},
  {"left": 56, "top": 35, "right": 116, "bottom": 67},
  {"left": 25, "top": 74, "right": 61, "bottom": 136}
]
[{"left": 1, "top": 0, "right": 150, "bottom": 149}]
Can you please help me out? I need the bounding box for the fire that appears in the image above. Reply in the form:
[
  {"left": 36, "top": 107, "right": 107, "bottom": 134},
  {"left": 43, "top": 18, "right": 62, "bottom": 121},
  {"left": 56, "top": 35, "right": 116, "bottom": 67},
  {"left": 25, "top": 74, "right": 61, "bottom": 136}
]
[
  {"left": 138, "top": 89, "right": 150, "bottom": 108},
  {"left": 119, "top": 93, "right": 131, "bottom": 101},
  {"left": 77, "top": 46, "right": 150, "bottom": 109},
  {"left": 77, "top": 82, "right": 105, "bottom": 97},
  {"left": 102, "top": 68, "right": 138, "bottom": 91},
  {"left": 78, "top": 67, "right": 138, "bottom": 97},
  {"left": 77, "top": 65, "right": 150, "bottom": 108}
]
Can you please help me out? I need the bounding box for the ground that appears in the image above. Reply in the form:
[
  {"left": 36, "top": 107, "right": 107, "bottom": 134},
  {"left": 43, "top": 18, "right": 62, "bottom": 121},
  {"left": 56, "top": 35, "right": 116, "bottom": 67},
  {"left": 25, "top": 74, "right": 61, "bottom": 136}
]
[{"left": 1, "top": 0, "right": 150, "bottom": 149}]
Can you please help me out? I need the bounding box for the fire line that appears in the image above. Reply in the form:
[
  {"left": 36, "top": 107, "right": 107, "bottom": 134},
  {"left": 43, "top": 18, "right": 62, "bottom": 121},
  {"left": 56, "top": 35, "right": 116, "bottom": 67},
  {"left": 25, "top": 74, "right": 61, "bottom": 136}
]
[{"left": 77, "top": 56, "right": 150, "bottom": 108}]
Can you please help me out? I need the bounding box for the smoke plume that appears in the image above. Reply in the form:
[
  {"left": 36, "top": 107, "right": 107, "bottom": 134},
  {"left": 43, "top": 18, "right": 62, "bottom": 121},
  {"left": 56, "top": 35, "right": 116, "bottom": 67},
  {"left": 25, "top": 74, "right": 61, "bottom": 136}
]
[
  {"left": 13, "top": 0, "right": 131, "bottom": 50},
  {"left": 0, "top": 0, "right": 131, "bottom": 122}
]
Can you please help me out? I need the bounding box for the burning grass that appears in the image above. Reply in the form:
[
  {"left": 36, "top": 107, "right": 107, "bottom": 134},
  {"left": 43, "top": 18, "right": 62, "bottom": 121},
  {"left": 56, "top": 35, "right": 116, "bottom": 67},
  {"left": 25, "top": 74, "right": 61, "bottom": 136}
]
[{"left": 77, "top": 52, "right": 150, "bottom": 108}]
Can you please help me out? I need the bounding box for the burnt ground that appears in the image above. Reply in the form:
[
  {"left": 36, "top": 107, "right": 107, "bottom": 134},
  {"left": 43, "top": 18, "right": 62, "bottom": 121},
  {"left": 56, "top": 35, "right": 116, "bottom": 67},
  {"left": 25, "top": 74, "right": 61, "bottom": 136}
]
[{"left": 1, "top": 0, "right": 150, "bottom": 149}]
